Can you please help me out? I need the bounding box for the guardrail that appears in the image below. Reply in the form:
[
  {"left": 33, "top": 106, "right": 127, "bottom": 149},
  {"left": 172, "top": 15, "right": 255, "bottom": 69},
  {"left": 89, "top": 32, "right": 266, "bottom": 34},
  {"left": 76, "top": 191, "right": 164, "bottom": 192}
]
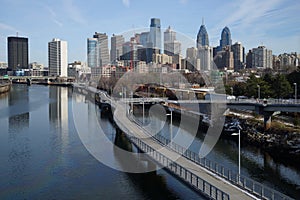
[
  {"left": 130, "top": 116, "right": 294, "bottom": 200},
  {"left": 114, "top": 114, "right": 230, "bottom": 200}
]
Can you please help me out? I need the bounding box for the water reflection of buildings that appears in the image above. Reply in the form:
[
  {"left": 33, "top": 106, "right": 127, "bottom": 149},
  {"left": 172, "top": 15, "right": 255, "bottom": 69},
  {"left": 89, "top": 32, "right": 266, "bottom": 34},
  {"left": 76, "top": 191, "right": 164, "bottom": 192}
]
[
  {"left": 9, "top": 85, "right": 29, "bottom": 132},
  {"left": 49, "top": 86, "right": 69, "bottom": 145}
]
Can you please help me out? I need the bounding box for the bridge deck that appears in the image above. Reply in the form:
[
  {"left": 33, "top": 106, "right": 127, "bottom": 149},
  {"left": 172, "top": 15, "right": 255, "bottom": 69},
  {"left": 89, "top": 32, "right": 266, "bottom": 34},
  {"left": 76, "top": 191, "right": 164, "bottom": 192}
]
[{"left": 114, "top": 102, "right": 256, "bottom": 200}]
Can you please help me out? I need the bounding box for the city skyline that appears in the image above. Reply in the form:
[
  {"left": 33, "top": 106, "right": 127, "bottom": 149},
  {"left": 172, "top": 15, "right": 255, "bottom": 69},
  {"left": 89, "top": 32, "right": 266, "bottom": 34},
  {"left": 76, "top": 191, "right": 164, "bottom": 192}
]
[{"left": 0, "top": 0, "right": 299, "bottom": 66}]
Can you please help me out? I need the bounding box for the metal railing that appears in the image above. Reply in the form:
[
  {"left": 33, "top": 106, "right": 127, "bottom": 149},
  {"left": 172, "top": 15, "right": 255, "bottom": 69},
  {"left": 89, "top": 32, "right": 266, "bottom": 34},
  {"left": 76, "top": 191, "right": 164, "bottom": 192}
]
[
  {"left": 130, "top": 116, "right": 293, "bottom": 200},
  {"left": 114, "top": 115, "right": 230, "bottom": 200}
]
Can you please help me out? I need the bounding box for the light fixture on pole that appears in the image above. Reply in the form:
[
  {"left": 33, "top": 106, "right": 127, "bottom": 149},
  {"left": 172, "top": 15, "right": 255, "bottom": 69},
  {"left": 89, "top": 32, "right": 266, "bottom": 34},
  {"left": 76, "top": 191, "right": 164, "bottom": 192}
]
[
  {"left": 231, "top": 124, "right": 242, "bottom": 184},
  {"left": 142, "top": 97, "right": 144, "bottom": 124},
  {"left": 166, "top": 107, "right": 174, "bottom": 148},
  {"left": 294, "top": 83, "right": 297, "bottom": 103}
]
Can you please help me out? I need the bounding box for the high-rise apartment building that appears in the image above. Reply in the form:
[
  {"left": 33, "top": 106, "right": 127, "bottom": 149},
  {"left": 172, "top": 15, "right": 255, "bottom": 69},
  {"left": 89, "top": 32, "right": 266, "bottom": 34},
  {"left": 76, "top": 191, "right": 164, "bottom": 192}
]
[
  {"left": 111, "top": 34, "right": 125, "bottom": 63},
  {"left": 7, "top": 36, "right": 28, "bottom": 71},
  {"left": 251, "top": 46, "right": 273, "bottom": 69},
  {"left": 48, "top": 38, "right": 68, "bottom": 77}
]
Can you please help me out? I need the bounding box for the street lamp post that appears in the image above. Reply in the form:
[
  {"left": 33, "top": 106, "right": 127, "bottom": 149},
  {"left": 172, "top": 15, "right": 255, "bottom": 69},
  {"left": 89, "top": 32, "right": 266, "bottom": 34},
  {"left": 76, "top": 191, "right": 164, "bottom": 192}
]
[
  {"left": 142, "top": 97, "right": 145, "bottom": 125},
  {"left": 294, "top": 83, "right": 297, "bottom": 103},
  {"left": 166, "top": 108, "right": 173, "bottom": 148},
  {"left": 232, "top": 125, "right": 242, "bottom": 184},
  {"left": 257, "top": 85, "right": 260, "bottom": 100}
]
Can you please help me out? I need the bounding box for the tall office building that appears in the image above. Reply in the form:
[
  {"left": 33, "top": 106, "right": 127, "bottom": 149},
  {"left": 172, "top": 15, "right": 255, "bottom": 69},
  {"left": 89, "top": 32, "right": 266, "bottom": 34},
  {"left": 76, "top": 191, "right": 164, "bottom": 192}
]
[
  {"left": 196, "top": 22, "right": 209, "bottom": 48},
  {"left": 87, "top": 38, "right": 98, "bottom": 68},
  {"left": 186, "top": 47, "right": 200, "bottom": 71},
  {"left": 214, "top": 46, "right": 234, "bottom": 70},
  {"left": 198, "top": 46, "right": 213, "bottom": 71},
  {"left": 251, "top": 46, "right": 273, "bottom": 69},
  {"left": 231, "top": 42, "right": 244, "bottom": 71},
  {"left": 93, "top": 32, "right": 109, "bottom": 67},
  {"left": 48, "top": 38, "right": 68, "bottom": 77},
  {"left": 220, "top": 27, "right": 232, "bottom": 49},
  {"left": 149, "top": 18, "right": 161, "bottom": 50},
  {"left": 7, "top": 36, "right": 29, "bottom": 71},
  {"left": 164, "top": 26, "right": 181, "bottom": 56},
  {"left": 140, "top": 32, "right": 149, "bottom": 47},
  {"left": 110, "top": 34, "right": 124, "bottom": 63}
]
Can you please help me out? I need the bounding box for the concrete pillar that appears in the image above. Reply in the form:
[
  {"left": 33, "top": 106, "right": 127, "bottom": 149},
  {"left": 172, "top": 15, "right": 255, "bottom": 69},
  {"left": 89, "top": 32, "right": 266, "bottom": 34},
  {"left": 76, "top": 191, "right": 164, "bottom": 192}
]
[{"left": 263, "top": 112, "right": 273, "bottom": 130}]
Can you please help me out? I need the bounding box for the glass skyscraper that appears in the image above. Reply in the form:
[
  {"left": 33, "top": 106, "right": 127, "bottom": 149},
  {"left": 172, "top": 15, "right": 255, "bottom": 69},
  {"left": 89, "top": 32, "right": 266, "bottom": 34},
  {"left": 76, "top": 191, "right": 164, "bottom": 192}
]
[
  {"left": 87, "top": 38, "right": 98, "bottom": 68},
  {"left": 220, "top": 26, "right": 232, "bottom": 49},
  {"left": 149, "top": 18, "right": 161, "bottom": 50},
  {"left": 196, "top": 24, "right": 209, "bottom": 48}
]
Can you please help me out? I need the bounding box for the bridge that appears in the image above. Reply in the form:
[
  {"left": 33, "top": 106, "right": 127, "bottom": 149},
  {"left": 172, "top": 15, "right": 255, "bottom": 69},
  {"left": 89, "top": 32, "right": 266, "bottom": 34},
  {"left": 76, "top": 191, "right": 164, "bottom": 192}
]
[
  {"left": 0, "top": 76, "right": 75, "bottom": 85},
  {"left": 73, "top": 83, "right": 294, "bottom": 200},
  {"left": 103, "top": 97, "right": 300, "bottom": 130}
]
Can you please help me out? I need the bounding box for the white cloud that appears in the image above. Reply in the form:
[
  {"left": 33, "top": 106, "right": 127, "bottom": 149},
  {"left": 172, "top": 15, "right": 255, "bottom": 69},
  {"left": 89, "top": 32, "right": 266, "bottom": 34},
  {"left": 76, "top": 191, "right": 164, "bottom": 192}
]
[
  {"left": 0, "top": 22, "right": 18, "bottom": 32},
  {"left": 122, "top": 0, "right": 130, "bottom": 7},
  {"left": 63, "top": 0, "right": 87, "bottom": 25},
  {"left": 44, "top": 4, "right": 64, "bottom": 27}
]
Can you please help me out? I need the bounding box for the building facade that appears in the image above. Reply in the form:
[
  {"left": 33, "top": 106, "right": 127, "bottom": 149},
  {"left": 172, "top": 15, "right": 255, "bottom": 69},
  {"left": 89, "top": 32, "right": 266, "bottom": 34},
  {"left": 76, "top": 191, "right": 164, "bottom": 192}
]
[
  {"left": 198, "top": 46, "right": 213, "bottom": 71},
  {"left": 164, "top": 26, "right": 181, "bottom": 56},
  {"left": 48, "top": 38, "right": 68, "bottom": 77},
  {"left": 251, "top": 46, "right": 273, "bottom": 69},
  {"left": 149, "top": 18, "right": 161, "bottom": 51},
  {"left": 93, "top": 32, "right": 109, "bottom": 67},
  {"left": 231, "top": 42, "right": 244, "bottom": 71},
  {"left": 87, "top": 38, "right": 98, "bottom": 68},
  {"left": 110, "top": 34, "right": 124, "bottom": 62},
  {"left": 196, "top": 23, "right": 209, "bottom": 48},
  {"left": 220, "top": 27, "right": 232, "bottom": 49},
  {"left": 7, "top": 36, "right": 29, "bottom": 71}
]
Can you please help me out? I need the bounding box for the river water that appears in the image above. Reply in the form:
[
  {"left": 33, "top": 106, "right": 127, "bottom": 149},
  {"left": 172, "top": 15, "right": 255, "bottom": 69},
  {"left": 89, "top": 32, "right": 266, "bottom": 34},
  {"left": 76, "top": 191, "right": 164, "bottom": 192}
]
[{"left": 0, "top": 84, "right": 299, "bottom": 199}]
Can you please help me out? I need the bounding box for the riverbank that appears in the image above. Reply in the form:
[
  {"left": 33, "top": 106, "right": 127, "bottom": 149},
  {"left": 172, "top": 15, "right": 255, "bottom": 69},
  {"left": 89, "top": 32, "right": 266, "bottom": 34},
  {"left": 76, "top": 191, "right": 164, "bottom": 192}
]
[
  {"left": 226, "top": 109, "right": 300, "bottom": 168},
  {"left": 0, "top": 81, "right": 11, "bottom": 94}
]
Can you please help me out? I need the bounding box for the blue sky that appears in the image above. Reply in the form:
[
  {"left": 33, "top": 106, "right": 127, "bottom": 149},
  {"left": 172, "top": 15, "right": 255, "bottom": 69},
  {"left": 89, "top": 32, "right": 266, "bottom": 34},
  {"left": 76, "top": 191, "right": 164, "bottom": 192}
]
[{"left": 0, "top": 0, "right": 299, "bottom": 66}]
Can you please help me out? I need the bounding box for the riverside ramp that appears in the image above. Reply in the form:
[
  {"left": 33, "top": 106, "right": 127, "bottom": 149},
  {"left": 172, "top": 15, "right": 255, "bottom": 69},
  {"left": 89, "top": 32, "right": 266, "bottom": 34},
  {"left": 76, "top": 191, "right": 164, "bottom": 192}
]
[{"left": 113, "top": 102, "right": 257, "bottom": 200}]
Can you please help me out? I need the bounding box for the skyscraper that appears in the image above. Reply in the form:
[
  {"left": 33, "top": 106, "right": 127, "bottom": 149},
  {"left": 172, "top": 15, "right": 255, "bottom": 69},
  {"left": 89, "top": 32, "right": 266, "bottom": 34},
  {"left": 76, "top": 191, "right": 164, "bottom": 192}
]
[
  {"left": 7, "top": 36, "right": 28, "bottom": 71},
  {"left": 149, "top": 18, "right": 161, "bottom": 50},
  {"left": 198, "top": 46, "right": 213, "bottom": 71},
  {"left": 220, "top": 27, "right": 232, "bottom": 49},
  {"left": 196, "top": 21, "right": 209, "bottom": 48},
  {"left": 140, "top": 32, "right": 149, "bottom": 47},
  {"left": 48, "top": 38, "right": 68, "bottom": 77},
  {"left": 87, "top": 38, "right": 98, "bottom": 68},
  {"left": 93, "top": 32, "right": 109, "bottom": 67},
  {"left": 231, "top": 42, "right": 244, "bottom": 71},
  {"left": 164, "top": 26, "right": 181, "bottom": 56},
  {"left": 110, "top": 34, "right": 124, "bottom": 63}
]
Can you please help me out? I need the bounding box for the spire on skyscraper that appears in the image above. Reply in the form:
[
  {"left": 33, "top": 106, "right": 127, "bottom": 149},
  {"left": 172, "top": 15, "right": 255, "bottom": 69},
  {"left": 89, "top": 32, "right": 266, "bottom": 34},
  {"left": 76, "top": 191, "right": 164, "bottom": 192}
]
[{"left": 196, "top": 21, "right": 209, "bottom": 48}]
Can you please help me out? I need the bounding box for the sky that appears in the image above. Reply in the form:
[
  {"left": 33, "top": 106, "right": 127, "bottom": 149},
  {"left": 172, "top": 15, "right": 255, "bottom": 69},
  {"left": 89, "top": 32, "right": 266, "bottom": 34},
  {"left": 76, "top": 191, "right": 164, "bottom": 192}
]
[{"left": 0, "top": 0, "right": 299, "bottom": 66}]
